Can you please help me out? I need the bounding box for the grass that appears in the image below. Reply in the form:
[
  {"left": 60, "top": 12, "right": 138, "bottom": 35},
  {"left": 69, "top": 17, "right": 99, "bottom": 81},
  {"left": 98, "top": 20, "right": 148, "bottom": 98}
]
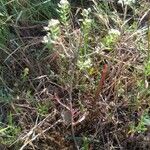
[{"left": 1, "top": 0, "right": 150, "bottom": 149}]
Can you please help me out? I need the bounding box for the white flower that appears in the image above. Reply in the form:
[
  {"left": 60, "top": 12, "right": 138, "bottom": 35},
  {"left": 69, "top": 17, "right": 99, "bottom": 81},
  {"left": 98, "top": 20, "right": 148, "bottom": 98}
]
[
  {"left": 118, "top": 0, "right": 135, "bottom": 5},
  {"left": 59, "top": 0, "right": 69, "bottom": 5},
  {"left": 109, "top": 29, "right": 121, "bottom": 36},
  {"left": 48, "top": 19, "right": 60, "bottom": 27},
  {"left": 42, "top": 35, "right": 49, "bottom": 43},
  {"left": 77, "top": 58, "right": 92, "bottom": 70},
  {"left": 43, "top": 26, "right": 49, "bottom": 31}
]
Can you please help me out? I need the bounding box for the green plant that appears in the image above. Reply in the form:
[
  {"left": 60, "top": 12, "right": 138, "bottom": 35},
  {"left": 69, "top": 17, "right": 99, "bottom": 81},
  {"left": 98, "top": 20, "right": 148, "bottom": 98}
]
[
  {"left": 77, "top": 58, "right": 92, "bottom": 71},
  {"left": 144, "top": 60, "right": 150, "bottom": 76},
  {"left": 37, "top": 103, "right": 49, "bottom": 116},
  {"left": 102, "top": 28, "right": 121, "bottom": 50},
  {"left": 43, "top": 19, "right": 61, "bottom": 49},
  {"left": 81, "top": 136, "right": 89, "bottom": 150},
  {"left": 58, "top": 0, "right": 70, "bottom": 26},
  {"left": 80, "top": 8, "right": 92, "bottom": 56},
  {"left": 43, "top": 0, "right": 70, "bottom": 48},
  {"left": 0, "top": 113, "right": 20, "bottom": 145},
  {"left": 129, "top": 110, "right": 150, "bottom": 134},
  {"left": 42, "top": 0, "right": 94, "bottom": 84}
]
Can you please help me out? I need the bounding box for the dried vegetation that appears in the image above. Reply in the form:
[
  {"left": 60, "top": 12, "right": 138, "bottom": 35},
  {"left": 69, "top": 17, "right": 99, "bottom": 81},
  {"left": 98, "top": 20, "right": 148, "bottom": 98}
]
[{"left": 1, "top": 0, "right": 150, "bottom": 149}]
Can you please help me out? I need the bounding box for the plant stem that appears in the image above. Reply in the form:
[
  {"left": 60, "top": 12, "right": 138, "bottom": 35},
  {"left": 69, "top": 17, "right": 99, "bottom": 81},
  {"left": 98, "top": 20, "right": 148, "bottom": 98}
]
[{"left": 148, "top": 18, "right": 150, "bottom": 60}]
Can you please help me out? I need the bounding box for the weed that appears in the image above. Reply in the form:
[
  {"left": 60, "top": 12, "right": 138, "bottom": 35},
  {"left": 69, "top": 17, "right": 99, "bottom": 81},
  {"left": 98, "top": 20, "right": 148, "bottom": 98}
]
[
  {"left": 102, "top": 28, "right": 121, "bottom": 50},
  {"left": 37, "top": 103, "right": 50, "bottom": 116},
  {"left": 0, "top": 113, "right": 20, "bottom": 145}
]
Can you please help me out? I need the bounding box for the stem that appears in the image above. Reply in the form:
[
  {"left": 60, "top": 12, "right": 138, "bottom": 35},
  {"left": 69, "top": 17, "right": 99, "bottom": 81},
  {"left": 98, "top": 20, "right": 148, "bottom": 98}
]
[
  {"left": 123, "top": 4, "right": 127, "bottom": 22},
  {"left": 69, "top": 100, "right": 79, "bottom": 150},
  {"left": 148, "top": 18, "right": 150, "bottom": 60},
  {"left": 68, "top": 52, "right": 79, "bottom": 150},
  {"left": 95, "top": 64, "right": 108, "bottom": 100}
]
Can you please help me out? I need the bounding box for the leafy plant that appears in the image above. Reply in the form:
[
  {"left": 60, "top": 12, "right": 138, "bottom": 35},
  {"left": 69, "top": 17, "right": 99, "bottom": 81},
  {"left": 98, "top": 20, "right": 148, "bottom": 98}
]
[
  {"left": 37, "top": 103, "right": 50, "bottom": 116},
  {"left": 58, "top": 0, "right": 70, "bottom": 26},
  {"left": 80, "top": 8, "right": 92, "bottom": 56},
  {"left": 102, "top": 28, "right": 121, "bottom": 50},
  {"left": 0, "top": 113, "right": 20, "bottom": 145},
  {"left": 77, "top": 58, "right": 92, "bottom": 71},
  {"left": 129, "top": 110, "right": 150, "bottom": 134}
]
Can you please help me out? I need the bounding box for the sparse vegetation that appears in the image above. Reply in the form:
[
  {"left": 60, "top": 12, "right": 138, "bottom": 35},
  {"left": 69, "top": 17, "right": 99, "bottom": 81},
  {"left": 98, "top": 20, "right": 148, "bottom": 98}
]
[{"left": 1, "top": 0, "right": 150, "bottom": 149}]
